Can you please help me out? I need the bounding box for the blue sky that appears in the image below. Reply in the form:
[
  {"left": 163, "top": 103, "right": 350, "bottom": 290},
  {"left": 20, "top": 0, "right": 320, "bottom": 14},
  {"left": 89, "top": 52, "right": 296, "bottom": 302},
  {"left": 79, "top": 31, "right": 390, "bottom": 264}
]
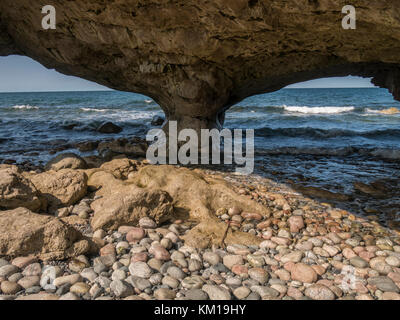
[{"left": 0, "top": 55, "right": 375, "bottom": 92}]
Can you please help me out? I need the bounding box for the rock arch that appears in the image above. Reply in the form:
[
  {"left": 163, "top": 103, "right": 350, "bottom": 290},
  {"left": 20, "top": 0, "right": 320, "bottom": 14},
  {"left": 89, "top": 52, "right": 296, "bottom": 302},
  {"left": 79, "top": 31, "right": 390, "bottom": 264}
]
[{"left": 1, "top": 0, "right": 400, "bottom": 132}]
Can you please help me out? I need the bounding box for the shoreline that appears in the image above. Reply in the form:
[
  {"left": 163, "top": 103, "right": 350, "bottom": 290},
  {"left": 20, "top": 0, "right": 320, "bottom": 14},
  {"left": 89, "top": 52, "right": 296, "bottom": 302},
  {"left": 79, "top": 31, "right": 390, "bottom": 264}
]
[
  {"left": 1, "top": 152, "right": 400, "bottom": 300},
  {"left": 2, "top": 134, "right": 400, "bottom": 231}
]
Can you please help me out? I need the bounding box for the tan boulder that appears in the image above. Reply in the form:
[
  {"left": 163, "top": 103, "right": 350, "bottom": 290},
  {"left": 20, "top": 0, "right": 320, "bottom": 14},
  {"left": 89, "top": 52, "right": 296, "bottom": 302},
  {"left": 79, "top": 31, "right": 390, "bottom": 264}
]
[
  {"left": 30, "top": 169, "right": 88, "bottom": 212},
  {"left": 90, "top": 182, "right": 174, "bottom": 231},
  {"left": 89, "top": 164, "right": 270, "bottom": 247},
  {"left": 0, "top": 208, "right": 93, "bottom": 260},
  {"left": 130, "top": 165, "right": 270, "bottom": 221},
  {"left": 0, "top": 165, "right": 42, "bottom": 211},
  {"left": 99, "top": 158, "right": 140, "bottom": 180},
  {"left": 182, "top": 220, "right": 262, "bottom": 249},
  {"left": 45, "top": 153, "right": 87, "bottom": 171}
]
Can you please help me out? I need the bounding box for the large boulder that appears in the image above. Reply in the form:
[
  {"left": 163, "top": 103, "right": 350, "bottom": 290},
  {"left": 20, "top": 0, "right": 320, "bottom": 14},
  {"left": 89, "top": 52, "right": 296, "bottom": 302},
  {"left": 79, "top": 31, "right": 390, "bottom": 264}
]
[
  {"left": 131, "top": 165, "right": 270, "bottom": 248},
  {"left": 90, "top": 177, "right": 174, "bottom": 231},
  {"left": 97, "top": 122, "right": 123, "bottom": 134},
  {"left": 0, "top": 208, "right": 93, "bottom": 260},
  {"left": 88, "top": 164, "right": 269, "bottom": 247},
  {"left": 30, "top": 169, "right": 88, "bottom": 212},
  {"left": 45, "top": 153, "right": 87, "bottom": 171},
  {"left": 0, "top": 165, "right": 42, "bottom": 211},
  {"left": 130, "top": 165, "right": 270, "bottom": 221}
]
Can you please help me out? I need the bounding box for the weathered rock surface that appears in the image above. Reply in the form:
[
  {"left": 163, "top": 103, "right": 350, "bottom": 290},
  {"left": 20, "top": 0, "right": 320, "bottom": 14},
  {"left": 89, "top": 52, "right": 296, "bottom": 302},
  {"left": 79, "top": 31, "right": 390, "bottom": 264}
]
[
  {"left": 88, "top": 170, "right": 175, "bottom": 231},
  {"left": 90, "top": 183, "right": 174, "bottom": 231},
  {"left": 97, "top": 138, "right": 148, "bottom": 158},
  {"left": 45, "top": 153, "right": 87, "bottom": 171},
  {"left": 1, "top": 1, "right": 400, "bottom": 131},
  {"left": 29, "top": 169, "right": 88, "bottom": 212},
  {"left": 99, "top": 158, "right": 140, "bottom": 180},
  {"left": 88, "top": 164, "right": 269, "bottom": 247},
  {"left": 97, "top": 122, "right": 123, "bottom": 134},
  {"left": 0, "top": 208, "right": 92, "bottom": 260},
  {"left": 0, "top": 165, "right": 42, "bottom": 211}
]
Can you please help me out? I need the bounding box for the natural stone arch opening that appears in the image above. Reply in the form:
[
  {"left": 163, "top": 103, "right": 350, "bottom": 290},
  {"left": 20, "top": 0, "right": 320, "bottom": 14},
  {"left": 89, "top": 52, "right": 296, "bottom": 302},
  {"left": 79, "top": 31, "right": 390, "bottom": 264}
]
[{"left": 1, "top": 0, "right": 400, "bottom": 134}]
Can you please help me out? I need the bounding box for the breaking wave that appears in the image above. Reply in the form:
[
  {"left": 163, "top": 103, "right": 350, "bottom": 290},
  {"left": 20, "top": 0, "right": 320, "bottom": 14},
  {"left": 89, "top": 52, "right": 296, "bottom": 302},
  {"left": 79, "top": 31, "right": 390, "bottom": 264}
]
[
  {"left": 12, "top": 105, "right": 39, "bottom": 110},
  {"left": 282, "top": 105, "right": 355, "bottom": 114}
]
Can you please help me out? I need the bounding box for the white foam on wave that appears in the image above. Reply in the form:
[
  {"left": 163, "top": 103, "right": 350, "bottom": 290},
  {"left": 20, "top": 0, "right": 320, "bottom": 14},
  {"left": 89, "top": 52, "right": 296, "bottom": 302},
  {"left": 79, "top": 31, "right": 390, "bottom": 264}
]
[
  {"left": 282, "top": 105, "right": 355, "bottom": 114},
  {"left": 80, "top": 108, "right": 109, "bottom": 112},
  {"left": 117, "top": 111, "right": 156, "bottom": 121},
  {"left": 365, "top": 108, "right": 382, "bottom": 114},
  {"left": 12, "top": 105, "right": 39, "bottom": 110}
]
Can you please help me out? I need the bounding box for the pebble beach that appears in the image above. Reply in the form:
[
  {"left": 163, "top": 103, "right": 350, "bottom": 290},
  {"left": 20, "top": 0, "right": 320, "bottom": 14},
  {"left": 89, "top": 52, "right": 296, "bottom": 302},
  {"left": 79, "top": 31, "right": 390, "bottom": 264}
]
[{"left": 1, "top": 156, "right": 400, "bottom": 301}]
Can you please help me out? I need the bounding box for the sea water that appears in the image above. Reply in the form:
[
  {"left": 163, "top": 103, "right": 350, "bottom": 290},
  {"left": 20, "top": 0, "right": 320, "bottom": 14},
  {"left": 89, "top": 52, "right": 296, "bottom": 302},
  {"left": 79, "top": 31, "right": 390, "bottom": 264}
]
[{"left": 1, "top": 87, "right": 400, "bottom": 197}]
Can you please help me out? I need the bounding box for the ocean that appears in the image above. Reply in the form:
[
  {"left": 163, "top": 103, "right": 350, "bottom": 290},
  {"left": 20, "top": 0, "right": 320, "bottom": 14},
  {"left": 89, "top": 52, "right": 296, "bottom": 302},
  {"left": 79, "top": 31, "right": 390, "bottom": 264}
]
[{"left": 1, "top": 87, "right": 400, "bottom": 201}]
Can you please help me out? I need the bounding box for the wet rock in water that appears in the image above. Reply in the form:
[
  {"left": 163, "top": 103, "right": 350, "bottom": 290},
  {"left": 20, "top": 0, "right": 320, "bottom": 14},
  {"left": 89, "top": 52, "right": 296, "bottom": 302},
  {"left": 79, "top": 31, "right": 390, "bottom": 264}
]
[
  {"left": 151, "top": 115, "right": 165, "bottom": 126},
  {"left": 30, "top": 169, "right": 88, "bottom": 212},
  {"left": 76, "top": 141, "right": 99, "bottom": 152},
  {"left": 293, "top": 185, "right": 350, "bottom": 202},
  {"left": 0, "top": 208, "right": 93, "bottom": 260},
  {"left": 97, "top": 138, "right": 148, "bottom": 158},
  {"left": 0, "top": 165, "right": 42, "bottom": 211},
  {"left": 353, "top": 181, "right": 386, "bottom": 198},
  {"left": 45, "top": 153, "right": 87, "bottom": 171},
  {"left": 97, "top": 122, "right": 123, "bottom": 134}
]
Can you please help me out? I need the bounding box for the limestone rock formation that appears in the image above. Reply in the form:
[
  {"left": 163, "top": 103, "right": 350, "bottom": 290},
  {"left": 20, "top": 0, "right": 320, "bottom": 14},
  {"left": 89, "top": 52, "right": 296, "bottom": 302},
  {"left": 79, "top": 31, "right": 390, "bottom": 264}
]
[
  {"left": 87, "top": 164, "right": 270, "bottom": 247},
  {"left": 89, "top": 170, "right": 174, "bottom": 230},
  {"left": 99, "top": 158, "right": 141, "bottom": 180},
  {"left": 1, "top": 1, "right": 400, "bottom": 131},
  {"left": 29, "top": 169, "right": 88, "bottom": 212},
  {"left": 45, "top": 153, "right": 87, "bottom": 171},
  {"left": 0, "top": 165, "right": 42, "bottom": 211},
  {"left": 0, "top": 208, "right": 92, "bottom": 260}
]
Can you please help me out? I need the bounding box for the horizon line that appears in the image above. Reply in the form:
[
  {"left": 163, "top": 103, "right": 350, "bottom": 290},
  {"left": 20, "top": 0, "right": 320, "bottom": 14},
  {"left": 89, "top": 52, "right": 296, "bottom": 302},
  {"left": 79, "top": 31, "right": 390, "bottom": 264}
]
[{"left": 0, "top": 86, "right": 378, "bottom": 94}]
